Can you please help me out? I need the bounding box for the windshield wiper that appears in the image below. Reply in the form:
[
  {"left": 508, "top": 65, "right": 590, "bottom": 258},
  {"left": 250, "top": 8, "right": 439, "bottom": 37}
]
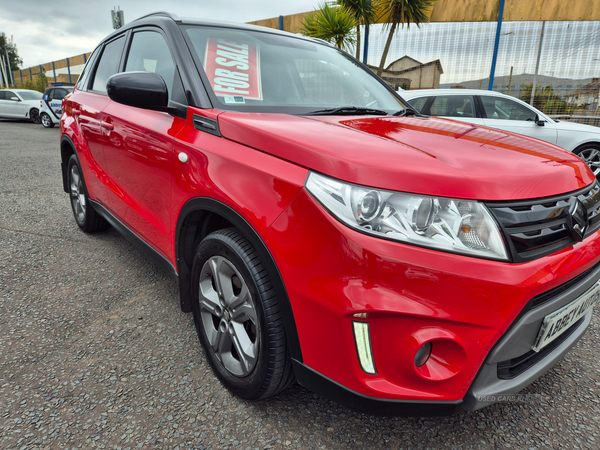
[
  {"left": 306, "top": 106, "right": 389, "bottom": 116},
  {"left": 393, "top": 107, "right": 420, "bottom": 117}
]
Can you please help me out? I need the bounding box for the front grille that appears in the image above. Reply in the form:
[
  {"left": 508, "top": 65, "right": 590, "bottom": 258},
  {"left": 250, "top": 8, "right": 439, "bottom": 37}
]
[
  {"left": 487, "top": 182, "right": 600, "bottom": 262},
  {"left": 496, "top": 317, "right": 584, "bottom": 379}
]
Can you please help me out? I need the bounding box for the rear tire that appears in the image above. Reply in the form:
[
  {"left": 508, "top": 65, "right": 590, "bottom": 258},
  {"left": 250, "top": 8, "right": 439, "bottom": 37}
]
[
  {"left": 191, "top": 228, "right": 295, "bottom": 400},
  {"left": 67, "top": 154, "right": 110, "bottom": 232},
  {"left": 41, "top": 112, "right": 54, "bottom": 128},
  {"left": 29, "top": 108, "right": 41, "bottom": 124}
]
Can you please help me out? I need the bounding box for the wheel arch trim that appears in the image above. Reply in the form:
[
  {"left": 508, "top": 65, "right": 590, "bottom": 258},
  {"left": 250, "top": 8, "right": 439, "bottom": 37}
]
[
  {"left": 60, "top": 135, "right": 78, "bottom": 193},
  {"left": 176, "top": 197, "right": 303, "bottom": 363}
]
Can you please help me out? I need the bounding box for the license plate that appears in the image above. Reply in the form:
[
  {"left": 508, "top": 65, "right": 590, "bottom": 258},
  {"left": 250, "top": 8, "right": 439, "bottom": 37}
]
[{"left": 532, "top": 280, "right": 600, "bottom": 352}]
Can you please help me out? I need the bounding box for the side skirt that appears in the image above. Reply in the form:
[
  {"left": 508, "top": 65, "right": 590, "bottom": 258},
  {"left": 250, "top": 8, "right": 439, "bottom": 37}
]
[{"left": 90, "top": 200, "right": 178, "bottom": 282}]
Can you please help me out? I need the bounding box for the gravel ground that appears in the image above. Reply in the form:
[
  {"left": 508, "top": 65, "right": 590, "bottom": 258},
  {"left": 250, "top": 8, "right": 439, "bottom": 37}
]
[{"left": 0, "top": 120, "right": 599, "bottom": 450}]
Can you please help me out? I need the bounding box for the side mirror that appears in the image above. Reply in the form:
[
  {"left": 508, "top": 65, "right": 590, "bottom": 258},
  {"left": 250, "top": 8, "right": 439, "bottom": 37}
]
[
  {"left": 535, "top": 114, "right": 545, "bottom": 126},
  {"left": 106, "top": 72, "right": 170, "bottom": 112},
  {"left": 10, "top": 96, "right": 20, "bottom": 102}
]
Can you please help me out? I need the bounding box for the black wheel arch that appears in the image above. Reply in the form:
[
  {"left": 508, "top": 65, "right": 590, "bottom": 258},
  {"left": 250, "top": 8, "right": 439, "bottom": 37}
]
[
  {"left": 60, "top": 135, "right": 78, "bottom": 193},
  {"left": 176, "top": 197, "right": 303, "bottom": 363}
]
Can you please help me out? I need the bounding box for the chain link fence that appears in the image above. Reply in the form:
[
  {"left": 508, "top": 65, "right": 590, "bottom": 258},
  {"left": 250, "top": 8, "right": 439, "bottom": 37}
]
[{"left": 363, "top": 21, "right": 600, "bottom": 126}]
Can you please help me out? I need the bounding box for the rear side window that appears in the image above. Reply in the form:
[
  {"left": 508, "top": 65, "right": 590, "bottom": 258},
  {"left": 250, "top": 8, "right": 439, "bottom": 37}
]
[
  {"left": 91, "top": 36, "right": 126, "bottom": 94},
  {"left": 407, "top": 96, "right": 429, "bottom": 113},
  {"left": 429, "top": 95, "right": 475, "bottom": 118},
  {"left": 125, "top": 31, "right": 176, "bottom": 101},
  {"left": 0, "top": 92, "right": 6, "bottom": 100},
  {"left": 481, "top": 96, "right": 536, "bottom": 121}
]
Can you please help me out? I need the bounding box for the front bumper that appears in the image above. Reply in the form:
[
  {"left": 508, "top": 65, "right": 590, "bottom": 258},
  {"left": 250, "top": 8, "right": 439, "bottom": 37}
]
[
  {"left": 463, "top": 261, "right": 600, "bottom": 410},
  {"left": 264, "top": 189, "right": 600, "bottom": 414}
]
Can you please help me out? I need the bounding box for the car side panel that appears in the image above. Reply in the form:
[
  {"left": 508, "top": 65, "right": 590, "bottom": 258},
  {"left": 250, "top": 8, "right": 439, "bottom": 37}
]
[
  {"left": 171, "top": 108, "right": 308, "bottom": 263},
  {"left": 62, "top": 90, "right": 111, "bottom": 203},
  {"left": 100, "top": 100, "right": 186, "bottom": 261}
]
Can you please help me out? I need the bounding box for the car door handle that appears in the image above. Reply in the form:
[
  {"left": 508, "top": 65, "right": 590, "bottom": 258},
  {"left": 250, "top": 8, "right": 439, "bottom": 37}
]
[{"left": 101, "top": 121, "right": 114, "bottom": 131}]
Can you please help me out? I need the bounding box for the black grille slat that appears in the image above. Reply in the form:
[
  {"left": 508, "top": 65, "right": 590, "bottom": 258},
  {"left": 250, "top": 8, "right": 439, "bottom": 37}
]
[{"left": 487, "top": 181, "right": 600, "bottom": 262}]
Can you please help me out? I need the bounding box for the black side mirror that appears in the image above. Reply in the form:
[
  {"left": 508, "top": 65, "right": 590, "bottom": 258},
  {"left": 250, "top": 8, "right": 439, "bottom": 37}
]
[
  {"left": 535, "top": 114, "right": 545, "bottom": 126},
  {"left": 106, "top": 72, "right": 171, "bottom": 112}
]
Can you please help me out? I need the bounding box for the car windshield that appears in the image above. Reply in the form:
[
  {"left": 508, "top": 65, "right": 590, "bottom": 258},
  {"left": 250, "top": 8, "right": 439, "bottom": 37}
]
[
  {"left": 183, "top": 25, "right": 406, "bottom": 114},
  {"left": 18, "top": 91, "right": 43, "bottom": 100}
]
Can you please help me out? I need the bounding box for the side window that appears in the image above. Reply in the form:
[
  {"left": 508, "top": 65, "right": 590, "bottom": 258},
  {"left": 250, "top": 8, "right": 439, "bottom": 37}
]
[
  {"left": 407, "top": 96, "right": 429, "bottom": 113},
  {"left": 91, "top": 36, "right": 126, "bottom": 94},
  {"left": 429, "top": 95, "right": 475, "bottom": 118},
  {"left": 76, "top": 47, "right": 101, "bottom": 91},
  {"left": 6, "top": 91, "right": 18, "bottom": 101},
  {"left": 125, "top": 31, "right": 176, "bottom": 101},
  {"left": 47, "top": 89, "right": 56, "bottom": 100},
  {"left": 481, "top": 96, "right": 536, "bottom": 121},
  {"left": 54, "top": 89, "right": 68, "bottom": 100},
  {"left": 0, "top": 91, "right": 7, "bottom": 100}
]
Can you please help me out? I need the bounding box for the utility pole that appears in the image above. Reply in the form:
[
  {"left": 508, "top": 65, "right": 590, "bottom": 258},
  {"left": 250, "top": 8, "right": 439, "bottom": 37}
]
[{"left": 530, "top": 21, "right": 546, "bottom": 106}]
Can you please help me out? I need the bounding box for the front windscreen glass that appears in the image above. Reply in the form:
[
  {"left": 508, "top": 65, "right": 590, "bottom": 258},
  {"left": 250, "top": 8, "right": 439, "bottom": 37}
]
[
  {"left": 18, "top": 91, "right": 43, "bottom": 100},
  {"left": 184, "top": 26, "right": 405, "bottom": 114}
]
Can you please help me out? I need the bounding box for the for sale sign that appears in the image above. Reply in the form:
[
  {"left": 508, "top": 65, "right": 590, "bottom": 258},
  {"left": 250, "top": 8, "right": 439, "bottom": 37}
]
[{"left": 204, "top": 38, "right": 263, "bottom": 100}]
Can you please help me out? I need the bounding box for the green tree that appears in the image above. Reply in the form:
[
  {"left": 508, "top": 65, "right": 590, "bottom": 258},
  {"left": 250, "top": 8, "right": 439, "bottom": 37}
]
[
  {"left": 0, "top": 32, "right": 23, "bottom": 88},
  {"left": 336, "top": 0, "right": 376, "bottom": 60},
  {"left": 374, "top": 0, "right": 437, "bottom": 77},
  {"left": 300, "top": 2, "right": 357, "bottom": 51},
  {"left": 0, "top": 31, "right": 22, "bottom": 70}
]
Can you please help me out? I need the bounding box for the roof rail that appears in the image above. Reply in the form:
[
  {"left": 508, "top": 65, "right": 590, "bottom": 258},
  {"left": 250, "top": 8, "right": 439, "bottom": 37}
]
[{"left": 133, "top": 11, "right": 180, "bottom": 23}]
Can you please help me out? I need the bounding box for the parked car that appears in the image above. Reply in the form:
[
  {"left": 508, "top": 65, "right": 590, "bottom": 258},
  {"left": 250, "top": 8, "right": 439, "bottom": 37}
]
[
  {"left": 401, "top": 89, "right": 600, "bottom": 177},
  {"left": 39, "top": 86, "right": 73, "bottom": 128},
  {"left": 60, "top": 12, "right": 600, "bottom": 415},
  {"left": 0, "top": 89, "right": 43, "bottom": 123}
]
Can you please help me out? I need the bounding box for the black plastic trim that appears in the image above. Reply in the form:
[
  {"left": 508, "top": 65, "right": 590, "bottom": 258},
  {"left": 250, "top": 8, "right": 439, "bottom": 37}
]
[
  {"left": 193, "top": 114, "right": 221, "bottom": 136},
  {"left": 89, "top": 200, "right": 178, "bottom": 282},
  {"left": 496, "top": 317, "right": 584, "bottom": 380},
  {"left": 292, "top": 360, "right": 462, "bottom": 416},
  {"left": 175, "top": 197, "right": 303, "bottom": 363},
  {"left": 60, "top": 135, "right": 76, "bottom": 193}
]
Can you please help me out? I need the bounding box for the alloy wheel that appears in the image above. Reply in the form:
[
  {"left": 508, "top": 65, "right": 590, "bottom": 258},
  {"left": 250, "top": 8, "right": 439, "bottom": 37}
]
[
  {"left": 576, "top": 147, "right": 600, "bottom": 177},
  {"left": 69, "top": 164, "right": 86, "bottom": 223},
  {"left": 198, "top": 255, "right": 259, "bottom": 377}
]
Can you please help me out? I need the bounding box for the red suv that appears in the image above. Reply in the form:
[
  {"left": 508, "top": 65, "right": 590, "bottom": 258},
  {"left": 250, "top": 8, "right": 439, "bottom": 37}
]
[{"left": 60, "top": 12, "right": 600, "bottom": 415}]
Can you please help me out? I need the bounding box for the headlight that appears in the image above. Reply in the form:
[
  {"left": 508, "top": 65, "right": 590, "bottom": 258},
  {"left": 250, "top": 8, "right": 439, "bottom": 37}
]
[{"left": 305, "top": 172, "right": 508, "bottom": 261}]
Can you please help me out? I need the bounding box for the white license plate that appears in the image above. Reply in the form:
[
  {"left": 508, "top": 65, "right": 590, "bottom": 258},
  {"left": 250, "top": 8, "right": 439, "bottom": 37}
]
[{"left": 532, "top": 280, "right": 600, "bottom": 352}]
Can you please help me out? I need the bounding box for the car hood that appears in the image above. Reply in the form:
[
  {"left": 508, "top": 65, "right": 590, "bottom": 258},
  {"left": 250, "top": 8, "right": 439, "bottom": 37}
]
[{"left": 218, "top": 113, "right": 594, "bottom": 201}]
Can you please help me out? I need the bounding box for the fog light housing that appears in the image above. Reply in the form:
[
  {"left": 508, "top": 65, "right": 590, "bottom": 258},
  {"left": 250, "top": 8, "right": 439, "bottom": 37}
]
[
  {"left": 352, "top": 321, "right": 376, "bottom": 374},
  {"left": 414, "top": 342, "right": 432, "bottom": 367}
]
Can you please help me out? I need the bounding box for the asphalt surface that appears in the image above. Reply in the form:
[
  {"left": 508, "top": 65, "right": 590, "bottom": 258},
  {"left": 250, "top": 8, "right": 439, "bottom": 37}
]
[{"left": 0, "top": 119, "right": 599, "bottom": 450}]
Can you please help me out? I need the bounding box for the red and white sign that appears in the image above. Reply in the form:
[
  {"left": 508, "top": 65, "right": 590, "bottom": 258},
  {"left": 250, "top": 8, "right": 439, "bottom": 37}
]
[{"left": 204, "top": 38, "right": 262, "bottom": 100}]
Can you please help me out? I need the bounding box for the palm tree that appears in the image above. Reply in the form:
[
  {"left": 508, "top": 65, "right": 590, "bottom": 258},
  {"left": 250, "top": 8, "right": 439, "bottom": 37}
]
[
  {"left": 374, "top": 0, "right": 437, "bottom": 77},
  {"left": 336, "top": 0, "right": 376, "bottom": 60},
  {"left": 300, "top": 3, "right": 357, "bottom": 51}
]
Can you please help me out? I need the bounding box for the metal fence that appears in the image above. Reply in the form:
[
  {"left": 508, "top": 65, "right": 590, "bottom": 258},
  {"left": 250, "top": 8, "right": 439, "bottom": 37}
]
[{"left": 363, "top": 20, "right": 600, "bottom": 125}]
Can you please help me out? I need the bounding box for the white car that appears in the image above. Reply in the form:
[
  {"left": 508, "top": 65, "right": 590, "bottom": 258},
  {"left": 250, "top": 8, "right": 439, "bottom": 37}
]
[
  {"left": 400, "top": 89, "right": 600, "bottom": 176},
  {"left": 0, "top": 89, "right": 43, "bottom": 123},
  {"left": 39, "top": 86, "right": 73, "bottom": 128}
]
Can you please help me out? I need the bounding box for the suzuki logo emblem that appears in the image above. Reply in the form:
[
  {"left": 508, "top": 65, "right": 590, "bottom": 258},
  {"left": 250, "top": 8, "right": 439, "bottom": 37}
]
[{"left": 567, "top": 197, "right": 589, "bottom": 241}]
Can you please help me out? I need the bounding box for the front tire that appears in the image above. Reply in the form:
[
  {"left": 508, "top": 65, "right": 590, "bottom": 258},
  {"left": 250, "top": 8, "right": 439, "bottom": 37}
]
[
  {"left": 574, "top": 145, "right": 600, "bottom": 178},
  {"left": 67, "top": 155, "right": 109, "bottom": 232},
  {"left": 191, "top": 228, "right": 294, "bottom": 400},
  {"left": 41, "top": 112, "right": 54, "bottom": 128},
  {"left": 29, "top": 108, "right": 41, "bottom": 124}
]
